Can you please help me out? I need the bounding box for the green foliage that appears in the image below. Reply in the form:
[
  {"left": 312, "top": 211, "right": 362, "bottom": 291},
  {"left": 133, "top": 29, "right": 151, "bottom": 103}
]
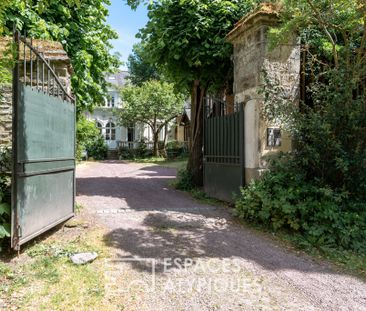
[
  {"left": 4, "top": 0, "right": 120, "bottom": 114},
  {"left": 240, "top": 67, "right": 366, "bottom": 254},
  {"left": 269, "top": 0, "right": 365, "bottom": 72},
  {"left": 119, "top": 80, "right": 184, "bottom": 127},
  {"left": 118, "top": 147, "right": 135, "bottom": 160},
  {"left": 134, "top": 139, "right": 149, "bottom": 158},
  {"left": 0, "top": 200, "right": 10, "bottom": 240},
  {"left": 237, "top": 0, "right": 366, "bottom": 254},
  {"left": 235, "top": 154, "right": 366, "bottom": 253},
  {"left": 118, "top": 139, "right": 153, "bottom": 160},
  {"left": 0, "top": 41, "right": 15, "bottom": 88},
  {"left": 0, "top": 0, "right": 11, "bottom": 34},
  {"left": 166, "top": 140, "right": 188, "bottom": 159},
  {"left": 86, "top": 136, "right": 108, "bottom": 160},
  {"left": 130, "top": 0, "right": 256, "bottom": 185},
  {"left": 261, "top": 4, "right": 366, "bottom": 201},
  {"left": 119, "top": 80, "right": 185, "bottom": 156},
  {"left": 76, "top": 117, "right": 107, "bottom": 160},
  {"left": 174, "top": 169, "right": 194, "bottom": 191},
  {"left": 297, "top": 72, "right": 366, "bottom": 198},
  {"left": 127, "top": 43, "right": 160, "bottom": 86},
  {"left": 0, "top": 147, "right": 11, "bottom": 251},
  {"left": 135, "top": 0, "right": 254, "bottom": 90}
]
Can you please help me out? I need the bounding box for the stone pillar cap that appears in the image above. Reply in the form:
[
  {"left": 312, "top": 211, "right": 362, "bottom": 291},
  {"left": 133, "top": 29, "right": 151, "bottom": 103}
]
[{"left": 226, "top": 3, "right": 280, "bottom": 43}]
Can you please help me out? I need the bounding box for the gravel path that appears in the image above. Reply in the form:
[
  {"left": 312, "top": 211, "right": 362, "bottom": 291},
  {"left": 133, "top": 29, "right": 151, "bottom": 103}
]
[{"left": 76, "top": 161, "right": 366, "bottom": 311}]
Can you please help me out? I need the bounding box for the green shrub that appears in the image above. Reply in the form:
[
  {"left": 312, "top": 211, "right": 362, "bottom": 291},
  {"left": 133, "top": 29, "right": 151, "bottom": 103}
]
[
  {"left": 0, "top": 147, "right": 11, "bottom": 251},
  {"left": 118, "top": 147, "right": 136, "bottom": 160},
  {"left": 166, "top": 140, "right": 188, "bottom": 159},
  {"left": 235, "top": 154, "right": 366, "bottom": 253},
  {"left": 76, "top": 117, "right": 107, "bottom": 160},
  {"left": 136, "top": 139, "right": 152, "bottom": 158},
  {"left": 0, "top": 191, "right": 10, "bottom": 250},
  {"left": 175, "top": 169, "right": 194, "bottom": 191},
  {"left": 242, "top": 64, "right": 366, "bottom": 253},
  {"left": 86, "top": 136, "right": 108, "bottom": 160},
  {"left": 118, "top": 139, "right": 153, "bottom": 160}
]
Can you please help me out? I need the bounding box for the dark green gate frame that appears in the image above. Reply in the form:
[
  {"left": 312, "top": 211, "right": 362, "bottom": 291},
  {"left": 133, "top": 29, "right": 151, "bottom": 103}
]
[
  {"left": 203, "top": 98, "right": 245, "bottom": 202},
  {"left": 11, "top": 31, "right": 76, "bottom": 250}
]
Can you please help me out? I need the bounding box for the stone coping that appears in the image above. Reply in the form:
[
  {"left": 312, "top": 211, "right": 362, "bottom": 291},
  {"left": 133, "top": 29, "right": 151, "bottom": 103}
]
[{"left": 226, "top": 3, "right": 280, "bottom": 43}]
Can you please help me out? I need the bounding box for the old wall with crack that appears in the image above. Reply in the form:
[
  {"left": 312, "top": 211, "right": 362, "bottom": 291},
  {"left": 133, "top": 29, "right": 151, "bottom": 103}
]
[{"left": 227, "top": 4, "right": 300, "bottom": 183}]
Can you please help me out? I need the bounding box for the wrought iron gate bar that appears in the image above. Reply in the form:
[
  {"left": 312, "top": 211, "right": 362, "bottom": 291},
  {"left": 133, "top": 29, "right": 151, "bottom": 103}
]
[
  {"left": 203, "top": 96, "right": 245, "bottom": 201},
  {"left": 30, "top": 37, "right": 32, "bottom": 88},
  {"left": 18, "top": 33, "right": 74, "bottom": 103}
]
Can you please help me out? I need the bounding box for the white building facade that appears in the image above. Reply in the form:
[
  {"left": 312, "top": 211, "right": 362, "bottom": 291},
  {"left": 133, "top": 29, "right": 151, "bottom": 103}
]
[{"left": 85, "top": 71, "right": 166, "bottom": 151}]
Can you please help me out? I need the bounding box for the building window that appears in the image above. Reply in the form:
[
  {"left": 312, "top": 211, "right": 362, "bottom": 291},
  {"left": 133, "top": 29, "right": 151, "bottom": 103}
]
[
  {"left": 106, "top": 122, "right": 116, "bottom": 140},
  {"left": 267, "top": 128, "right": 281, "bottom": 147},
  {"left": 107, "top": 96, "right": 115, "bottom": 108}
]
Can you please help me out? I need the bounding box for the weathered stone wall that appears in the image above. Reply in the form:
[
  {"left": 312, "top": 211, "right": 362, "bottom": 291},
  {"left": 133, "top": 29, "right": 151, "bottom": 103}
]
[
  {"left": 0, "top": 86, "right": 12, "bottom": 145},
  {"left": 0, "top": 37, "right": 73, "bottom": 146},
  {"left": 227, "top": 4, "right": 300, "bottom": 183}
]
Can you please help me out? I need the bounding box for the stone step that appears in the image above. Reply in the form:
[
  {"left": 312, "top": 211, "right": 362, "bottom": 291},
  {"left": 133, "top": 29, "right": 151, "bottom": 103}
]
[{"left": 107, "top": 149, "right": 119, "bottom": 160}]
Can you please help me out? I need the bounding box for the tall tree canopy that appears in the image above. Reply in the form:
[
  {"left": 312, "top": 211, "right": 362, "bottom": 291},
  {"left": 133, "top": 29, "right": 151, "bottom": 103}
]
[
  {"left": 3, "top": 0, "right": 120, "bottom": 114},
  {"left": 136, "top": 0, "right": 254, "bottom": 89},
  {"left": 127, "top": 43, "right": 160, "bottom": 86},
  {"left": 271, "top": 0, "right": 365, "bottom": 73},
  {"left": 119, "top": 80, "right": 185, "bottom": 156},
  {"left": 127, "top": 0, "right": 255, "bottom": 185}
]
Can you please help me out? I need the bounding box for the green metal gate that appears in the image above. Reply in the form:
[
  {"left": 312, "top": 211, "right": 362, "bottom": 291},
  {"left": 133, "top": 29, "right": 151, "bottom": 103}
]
[
  {"left": 11, "top": 32, "right": 76, "bottom": 250},
  {"left": 203, "top": 98, "right": 244, "bottom": 202}
]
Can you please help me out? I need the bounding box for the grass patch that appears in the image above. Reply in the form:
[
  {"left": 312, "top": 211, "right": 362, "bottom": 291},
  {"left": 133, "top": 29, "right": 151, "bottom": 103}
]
[
  {"left": 0, "top": 228, "right": 115, "bottom": 310},
  {"left": 75, "top": 202, "right": 84, "bottom": 214}
]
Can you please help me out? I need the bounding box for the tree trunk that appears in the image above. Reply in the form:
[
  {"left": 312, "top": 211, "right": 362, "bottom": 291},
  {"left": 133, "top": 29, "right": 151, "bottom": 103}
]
[
  {"left": 187, "top": 80, "right": 205, "bottom": 187},
  {"left": 153, "top": 131, "right": 159, "bottom": 157},
  {"left": 152, "top": 116, "right": 159, "bottom": 157},
  {"left": 163, "top": 123, "right": 168, "bottom": 157}
]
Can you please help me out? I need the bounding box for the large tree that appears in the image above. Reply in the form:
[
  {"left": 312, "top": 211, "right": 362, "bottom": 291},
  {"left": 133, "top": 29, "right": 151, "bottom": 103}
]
[
  {"left": 4, "top": 0, "right": 120, "bottom": 114},
  {"left": 118, "top": 80, "right": 185, "bottom": 156},
  {"left": 127, "top": 0, "right": 254, "bottom": 186},
  {"left": 127, "top": 43, "right": 160, "bottom": 86}
]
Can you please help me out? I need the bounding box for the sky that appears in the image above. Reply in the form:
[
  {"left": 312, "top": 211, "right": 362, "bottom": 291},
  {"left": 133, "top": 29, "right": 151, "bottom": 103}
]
[{"left": 106, "top": 0, "right": 149, "bottom": 71}]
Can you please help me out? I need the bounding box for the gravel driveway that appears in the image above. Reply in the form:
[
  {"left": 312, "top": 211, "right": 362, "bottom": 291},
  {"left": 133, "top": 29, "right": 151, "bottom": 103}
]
[{"left": 76, "top": 161, "right": 366, "bottom": 311}]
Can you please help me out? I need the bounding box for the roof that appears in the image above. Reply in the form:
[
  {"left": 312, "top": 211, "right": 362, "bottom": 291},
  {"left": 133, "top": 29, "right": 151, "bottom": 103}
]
[
  {"left": 106, "top": 71, "right": 129, "bottom": 88},
  {"left": 226, "top": 3, "right": 280, "bottom": 43}
]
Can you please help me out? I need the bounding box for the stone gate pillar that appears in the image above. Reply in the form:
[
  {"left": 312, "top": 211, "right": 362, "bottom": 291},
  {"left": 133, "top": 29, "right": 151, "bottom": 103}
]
[{"left": 226, "top": 3, "right": 300, "bottom": 183}]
